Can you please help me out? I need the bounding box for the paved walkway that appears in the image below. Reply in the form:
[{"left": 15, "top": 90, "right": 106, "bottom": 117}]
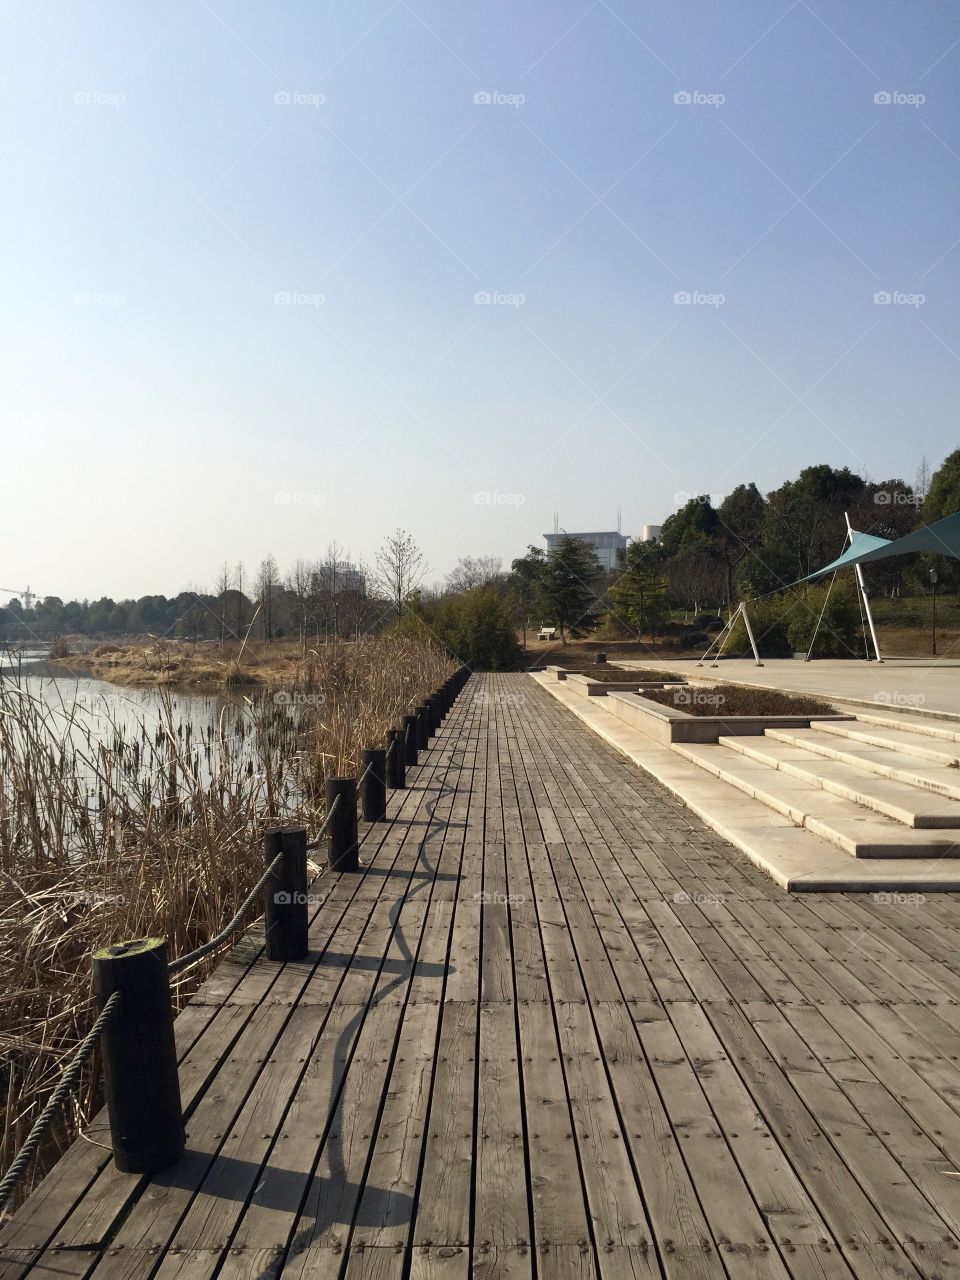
[
  {"left": 641, "top": 656, "right": 960, "bottom": 719},
  {"left": 5, "top": 674, "right": 960, "bottom": 1279}
]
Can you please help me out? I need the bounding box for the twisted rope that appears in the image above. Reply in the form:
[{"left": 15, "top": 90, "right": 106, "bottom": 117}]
[{"left": 0, "top": 990, "right": 122, "bottom": 1216}]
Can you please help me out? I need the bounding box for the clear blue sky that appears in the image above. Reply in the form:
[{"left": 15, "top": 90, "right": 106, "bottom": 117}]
[{"left": 3, "top": 1, "right": 960, "bottom": 600}]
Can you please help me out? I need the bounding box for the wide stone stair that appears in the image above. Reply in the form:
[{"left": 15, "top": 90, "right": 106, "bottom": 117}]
[{"left": 674, "top": 716, "right": 960, "bottom": 860}]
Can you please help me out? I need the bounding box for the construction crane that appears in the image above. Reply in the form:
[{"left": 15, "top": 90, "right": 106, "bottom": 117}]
[{"left": 0, "top": 585, "right": 34, "bottom": 609}]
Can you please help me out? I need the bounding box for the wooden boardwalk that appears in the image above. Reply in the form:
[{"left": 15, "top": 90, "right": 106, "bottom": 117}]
[{"left": 7, "top": 673, "right": 960, "bottom": 1279}]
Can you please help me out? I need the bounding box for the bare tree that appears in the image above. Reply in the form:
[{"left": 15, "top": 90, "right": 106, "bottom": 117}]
[
  {"left": 287, "top": 557, "right": 312, "bottom": 649},
  {"left": 235, "top": 562, "right": 247, "bottom": 641},
  {"left": 916, "top": 455, "right": 931, "bottom": 504},
  {"left": 255, "top": 555, "right": 280, "bottom": 642},
  {"left": 445, "top": 555, "right": 504, "bottom": 593},
  {"left": 213, "top": 561, "right": 232, "bottom": 646},
  {"left": 375, "top": 529, "right": 425, "bottom": 619}
]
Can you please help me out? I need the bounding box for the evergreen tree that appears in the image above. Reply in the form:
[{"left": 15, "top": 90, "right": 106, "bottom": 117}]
[
  {"left": 609, "top": 540, "right": 669, "bottom": 639},
  {"left": 539, "top": 537, "right": 602, "bottom": 641}
]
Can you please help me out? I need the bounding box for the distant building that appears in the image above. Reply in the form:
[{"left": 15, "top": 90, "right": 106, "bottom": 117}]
[
  {"left": 642, "top": 525, "right": 662, "bottom": 543},
  {"left": 543, "top": 530, "right": 629, "bottom": 572}
]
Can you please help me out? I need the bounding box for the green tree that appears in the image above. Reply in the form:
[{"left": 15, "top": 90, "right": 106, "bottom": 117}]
[
  {"left": 716, "top": 483, "right": 765, "bottom": 609},
  {"left": 924, "top": 449, "right": 960, "bottom": 522},
  {"left": 609, "top": 540, "right": 668, "bottom": 639},
  {"left": 509, "top": 546, "right": 547, "bottom": 645},
  {"left": 539, "top": 537, "right": 602, "bottom": 641},
  {"left": 659, "top": 496, "right": 720, "bottom": 558}
]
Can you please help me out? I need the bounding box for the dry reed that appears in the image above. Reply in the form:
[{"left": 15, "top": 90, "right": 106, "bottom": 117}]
[{"left": 0, "top": 634, "right": 454, "bottom": 1209}]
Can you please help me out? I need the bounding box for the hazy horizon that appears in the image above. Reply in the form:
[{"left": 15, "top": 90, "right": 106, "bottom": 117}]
[{"left": 4, "top": 1, "right": 960, "bottom": 601}]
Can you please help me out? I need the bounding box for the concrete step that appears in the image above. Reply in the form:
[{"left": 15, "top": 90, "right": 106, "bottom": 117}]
[
  {"left": 766, "top": 726, "right": 960, "bottom": 802},
  {"left": 534, "top": 672, "right": 960, "bottom": 890},
  {"left": 721, "top": 734, "right": 960, "bottom": 829},
  {"left": 855, "top": 710, "right": 960, "bottom": 743},
  {"left": 673, "top": 742, "right": 960, "bottom": 858},
  {"left": 814, "top": 719, "right": 960, "bottom": 766}
]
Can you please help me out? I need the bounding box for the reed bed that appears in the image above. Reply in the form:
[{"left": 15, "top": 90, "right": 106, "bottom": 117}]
[{"left": 0, "top": 634, "right": 454, "bottom": 1209}]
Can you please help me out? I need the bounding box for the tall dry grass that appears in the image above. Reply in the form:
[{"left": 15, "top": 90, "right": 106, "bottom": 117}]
[{"left": 0, "top": 634, "right": 454, "bottom": 1209}]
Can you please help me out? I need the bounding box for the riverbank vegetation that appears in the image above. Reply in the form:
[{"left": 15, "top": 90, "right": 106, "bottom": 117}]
[{"left": 0, "top": 634, "right": 453, "bottom": 1207}]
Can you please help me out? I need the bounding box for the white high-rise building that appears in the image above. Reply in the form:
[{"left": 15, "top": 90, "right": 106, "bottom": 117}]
[{"left": 543, "top": 530, "right": 629, "bottom": 572}]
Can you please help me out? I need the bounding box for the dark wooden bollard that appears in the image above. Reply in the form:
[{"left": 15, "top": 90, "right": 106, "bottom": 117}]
[
  {"left": 425, "top": 695, "right": 439, "bottom": 734},
  {"left": 386, "top": 728, "right": 406, "bottom": 788},
  {"left": 326, "top": 777, "right": 359, "bottom": 871},
  {"left": 262, "top": 826, "right": 308, "bottom": 961},
  {"left": 362, "top": 748, "right": 387, "bottom": 822},
  {"left": 92, "top": 937, "right": 185, "bottom": 1175},
  {"left": 416, "top": 704, "right": 431, "bottom": 749},
  {"left": 403, "top": 713, "right": 419, "bottom": 766}
]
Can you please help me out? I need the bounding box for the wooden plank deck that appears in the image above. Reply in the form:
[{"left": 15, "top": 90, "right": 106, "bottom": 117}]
[{"left": 7, "top": 672, "right": 960, "bottom": 1279}]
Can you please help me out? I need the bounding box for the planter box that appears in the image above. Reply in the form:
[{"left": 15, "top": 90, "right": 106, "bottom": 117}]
[
  {"left": 605, "top": 690, "right": 853, "bottom": 745},
  {"left": 565, "top": 673, "right": 685, "bottom": 698}
]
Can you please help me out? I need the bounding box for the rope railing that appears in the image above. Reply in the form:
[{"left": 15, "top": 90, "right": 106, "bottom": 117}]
[
  {"left": 0, "top": 990, "right": 123, "bottom": 1216},
  {"left": 0, "top": 665, "right": 472, "bottom": 1215}
]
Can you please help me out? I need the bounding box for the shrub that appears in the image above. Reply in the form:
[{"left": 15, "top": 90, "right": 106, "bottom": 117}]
[
  {"left": 399, "top": 587, "right": 521, "bottom": 670},
  {"left": 726, "top": 585, "right": 864, "bottom": 658}
]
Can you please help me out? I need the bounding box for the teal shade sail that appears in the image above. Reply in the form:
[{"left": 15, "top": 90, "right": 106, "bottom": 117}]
[
  {"left": 803, "top": 511, "right": 960, "bottom": 582},
  {"left": 802, "top": 530, "right": 892, "bottom": 581}
]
